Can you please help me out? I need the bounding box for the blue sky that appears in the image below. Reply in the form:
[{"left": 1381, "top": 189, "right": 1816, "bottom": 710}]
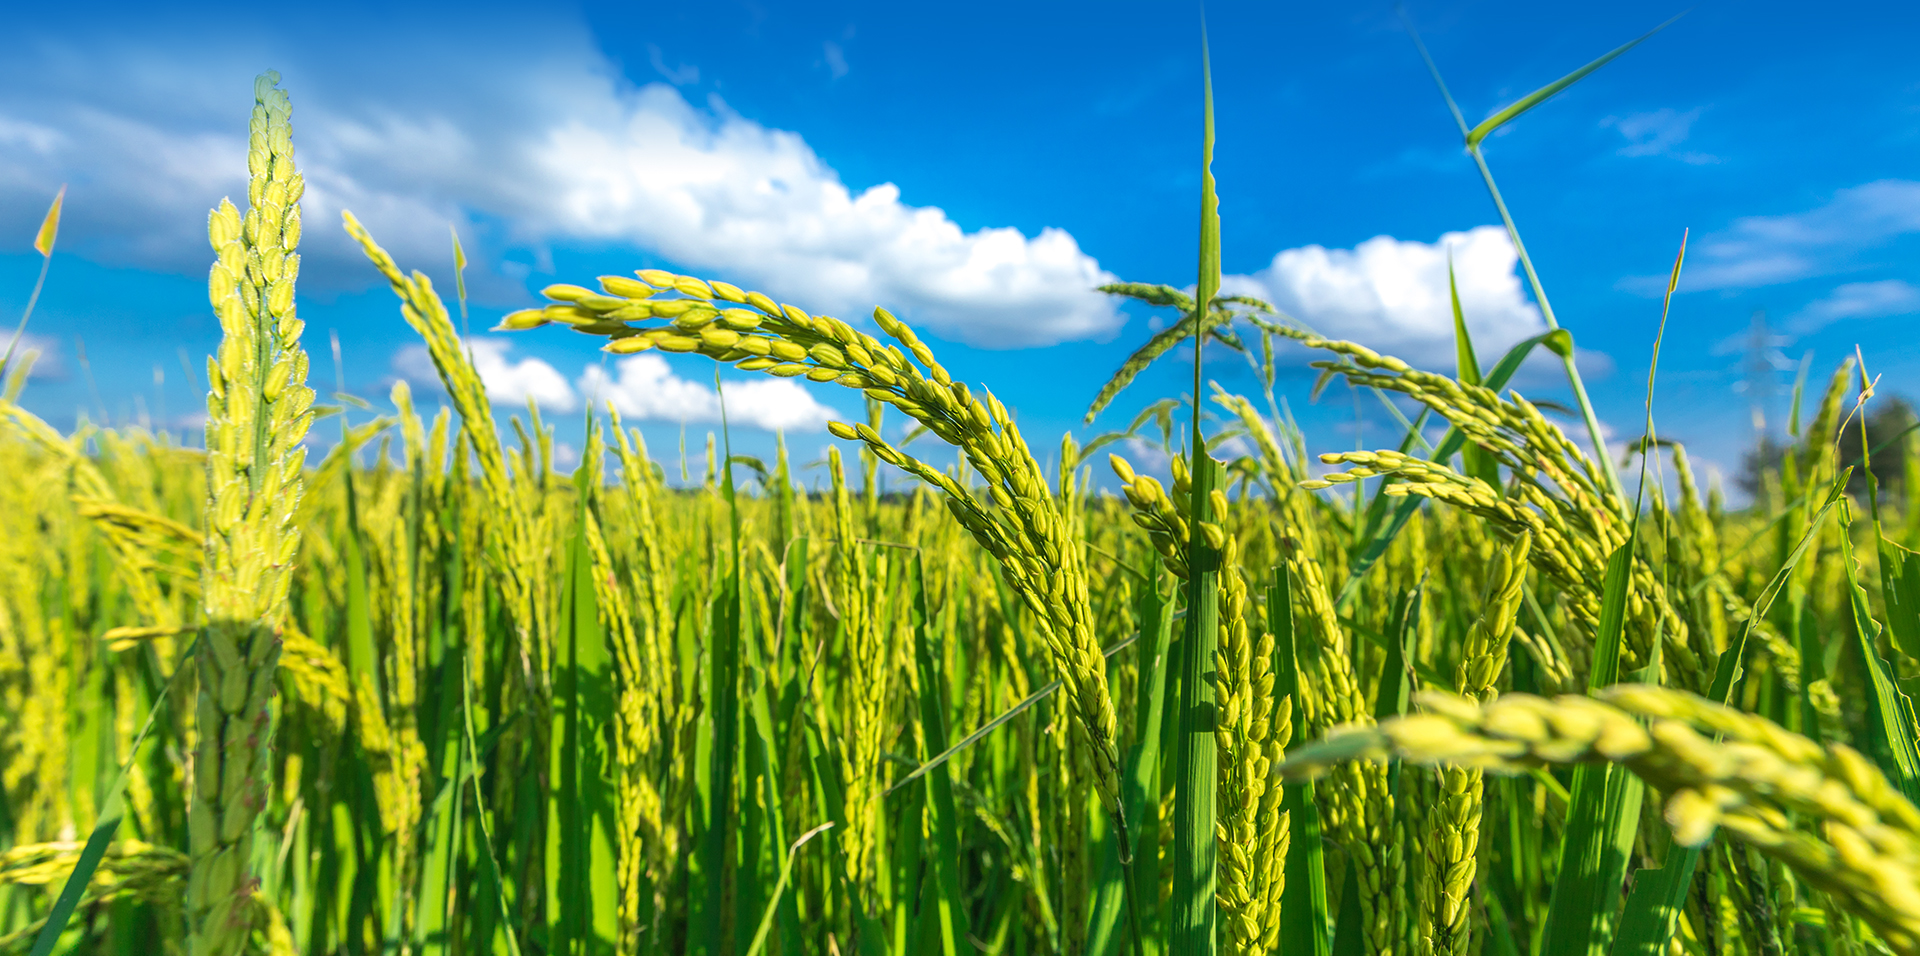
[{"left": 2, "top": 0, "right": 1916, "bottom": 495}]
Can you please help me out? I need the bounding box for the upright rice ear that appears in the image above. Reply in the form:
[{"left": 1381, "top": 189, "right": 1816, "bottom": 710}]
[{"left": 190, "top": 70, "right": 314, "bottom": 956}]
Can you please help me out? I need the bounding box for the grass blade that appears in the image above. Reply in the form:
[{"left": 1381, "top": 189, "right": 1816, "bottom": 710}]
[
  {"left": 744, "top": 823, "right": 835, "bottom": 956},
  {"left": 910, "top": 555, "right": 967, "bottom": 955},
  {"left": 1172, "top": 24, "right": 1222, "bottom": 956},
  {"left": 1449, "top": 255, "right": 1481, "bottom": 389},
  {"left": 1450, "top": 255, "right": 1500, "bottom": 489},
  {"left": 1089, "top": 559, "right": 1173, "bottom": 956},
  {"left": 29, "top": 640, "right": 192, "bottom": 956},
  {"left": 1402, "top": 7, "right": 1650, "bottom": 503},
  {"left": 1463, "top": 14, "right": 1684, "bottom": 148},
  {"left": 1840, "top": 498, "right": 1920, "bottom": 803},
  {"left": 1171, "top": 455, "right": 1220, "bottom": 956},
  {"left": 694, "top": 428, "right": 746, "bottom": 955},
  {"left": 886, "top": 631, "right": 1140, "bottom": 797},
  {"left": 1271, "top": 568, "right": 1329, "bottom": 956},
  {"left": 0, "top": 186, "right": 64, "bottom": 382},
  {"left": 550, "top": 447, "right": 618, "bottom": 954},
  {"left": 1537, "top": 542, "right": 1640, "bottom": 956},
  {"left": 1878, "top": 536, "right": 1920, "bottom": 664}
]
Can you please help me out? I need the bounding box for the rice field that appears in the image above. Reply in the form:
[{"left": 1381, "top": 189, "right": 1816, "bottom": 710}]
[{"left": 4, "top": 34, "right": 1920, "bottom": 956}]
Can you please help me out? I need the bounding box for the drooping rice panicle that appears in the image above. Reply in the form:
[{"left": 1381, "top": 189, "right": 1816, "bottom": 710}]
[
  {"left": 504, "top": 272, "right": 1131, "bottom": 839},
  {"left": 1283, "top": 687, "right": 1920, "bottom": 955}
]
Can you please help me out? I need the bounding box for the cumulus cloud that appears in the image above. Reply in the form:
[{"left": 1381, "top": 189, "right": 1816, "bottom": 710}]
[
  {"left": 579, "top": 354, "right": 836, "bottom": 431},
  {"left": 1601, "top": 108, "right": 1718, "bottom": 165},
  {"left": 1119, "top": 436, "right": 1172, "bottom": 475},
  {"left": 531, "top": 87, "right": 1119, "bottom": 347},
  {"left": 1787, "top": 279, "right": 1920, "bottom": 333},
  {"left": 0, "top": 17, "right": 1120, "bottom": 349},
  {"left": 1222, "top": 225, "right": 1546, "bottom": 367},
  {"left": 1619, "top": 180, "right": 1920, "bottom": 294},
  {"left": 390, "top": 339, "right": 835, "bottom": 431},
  {"left": 1, "top": 331, "right": 64, "bottom": 379},
  {"left": 392, "top": 338, "right": 577, "bottom": 413}
]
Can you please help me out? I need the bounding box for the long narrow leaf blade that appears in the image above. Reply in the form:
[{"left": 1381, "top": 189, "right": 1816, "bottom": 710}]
[
  {"left": 910, "top": 556, "right": 967, "bottom": 955},
  {"left": 887, "top": 631, "right": 1140, "bottom": 796},
  {"left": 1464, "top": 14, "right": 1684, "bottom": 147},
  {"left": 744, "top": 823, "right": 835, "bottom": 956},
  {"left": 1272, "top": 568, "right": 1329, "bottom": 956},
  {"left": 33, "top": 185, "right": 64, "bottom": 258},
  {"left": 30, "top": 641, "right": 193, "bottom": 956},
  {"left": 1089, "top": 560, "right": 1173, "bottom": 956},
  {"left": 1841, "top": 501, "right": 1920, "bottom": 803},
  {"left": 1540, "top": 539, "right": 1638, "bottom": 956}
]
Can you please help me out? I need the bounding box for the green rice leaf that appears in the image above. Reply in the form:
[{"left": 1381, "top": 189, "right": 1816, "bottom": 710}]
[
  {"left": 1538, "top": 540, "right": 1638, "bottom": 956},
  {"left": 29, "top": 640, "right": 194, "bottom": 956},
  {"left": 1450, "top": 255, "right": 1500, "bottom": 489},
  {"left": 1463, "top": 15, "right": 1683, "bottom": 148},
  {"left": 910, "top": 555, "right": 967, "bottom": 955},
  {"left": 744, "top": 823, "right": 835, "bottom": 956},
  {"left": 1841, "top": 499, "right": 1920, "bottom": 804},
  {"left": 1272, "top": 567, "right": 1330, "bottom": 956},
  {"left": 1171, "top": 452, "right": 1221, "bottom": 956},
  {"left": 1172, "top": 33, "right": 1223, "bottom": 951},
  {"left": 1879, "top": 539, "right": 1920, "bottom": 664},
  {"left": 1089, "top": 557, "right": 1173, "bottom": 956},
  {"left": 549, "top": 438, "right": 617, "bottom": 953},
  {"left": 889, "top": 632, "right": 1141, "bottom": 796}
]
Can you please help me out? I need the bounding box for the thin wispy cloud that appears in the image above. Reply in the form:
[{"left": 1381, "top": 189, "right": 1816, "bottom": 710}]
[
  {"left": 1787, "top": 279, "right": 1920, "bottom": 334},
  {"left": 647, "top": 44, "right": 700, "bottom": 86},
  {"left": 823, "top": 41, "right": 849, "bottom": 79},
  {"left": 1602, "top": 107, "right": 1718, "bottom": 165},
  {"left": 1618, "top": 179, "right": 1920, "bottom": 294}
]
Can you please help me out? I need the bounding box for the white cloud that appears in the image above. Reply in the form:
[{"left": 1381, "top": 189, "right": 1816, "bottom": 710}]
[
  {"left": 389, "top": 338, "right": 832, "bottom": 431},
  {"left": 1619, "top": 180, "right": 1920, "bottom": 294},
  {"left": 529, "top": 86, "right": 1118, "bottom": 347},
  {"left": 0, "top": 116, "right": 62, "bottom": 155},
  {"left": 392, "top": 338, "right": 578, "bottom": 413},
  {"left": 1787, "top": 279, "right": 1920, "bottom": 333},
  {"left": 1222, "top": 225, "right": 1546, "bottom": 367},
  {"left": 579, "top": 354, "right": 836, "bottom": 432},
  {"left": 1601, "top": 108, "right": 1717, "bottom": 165},
  {"left": 0, "top": 22, "right": 1121, "bottom": 349},
  {"left": 1, "top": 331, "right": 64, "bottom": 379},
  {"left": 1118, "top": 436, "right": 1172, "bottom": 476},
  {"left": 823, "top": 42, "right": 850, "bottom": 80}
]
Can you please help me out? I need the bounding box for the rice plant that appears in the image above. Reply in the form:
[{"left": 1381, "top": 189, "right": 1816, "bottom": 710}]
[{"left": 4, "top": 21, "right": 1920, "bottom": 956}]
